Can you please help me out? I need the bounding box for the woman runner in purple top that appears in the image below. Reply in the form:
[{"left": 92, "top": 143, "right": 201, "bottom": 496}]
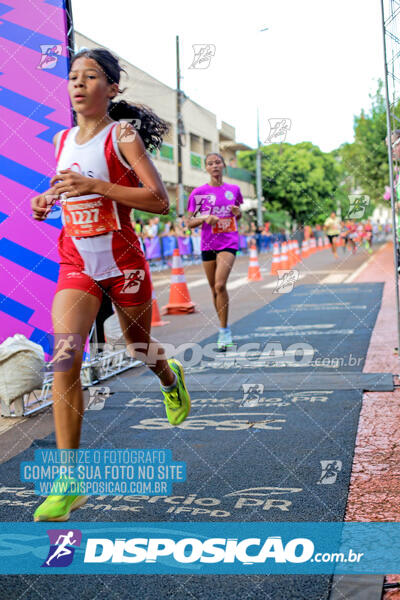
[{"left": 186, "top": 153, "right": 243, "bottom": 350}]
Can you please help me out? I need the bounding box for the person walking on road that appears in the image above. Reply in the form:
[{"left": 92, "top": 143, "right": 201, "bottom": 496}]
[
  {"left": 324, "top": 211, "right": 341, "bottom": 258},
  {"left": 186, "top": 153, "right": 243, "bottom": 351},
  {"left": 30, "top": 48, "right": 191, "bottom": 522}
]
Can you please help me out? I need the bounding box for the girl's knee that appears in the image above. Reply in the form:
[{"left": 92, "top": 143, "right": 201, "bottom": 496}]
[{"left": 215, "top": 281, "right": 227, "bottom": 295}]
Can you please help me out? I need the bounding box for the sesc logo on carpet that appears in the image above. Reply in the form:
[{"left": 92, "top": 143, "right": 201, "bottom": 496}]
[{"left": 42, "top": 529, "right": 82, "bottom": 568}]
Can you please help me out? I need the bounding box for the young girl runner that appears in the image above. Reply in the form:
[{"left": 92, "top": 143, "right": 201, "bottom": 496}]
[
  {"left": 186, "top": 153, "right": 243, "bottom": 350},
  {"left": 30, "top": 48, "right": 190, "bottom": 522}
]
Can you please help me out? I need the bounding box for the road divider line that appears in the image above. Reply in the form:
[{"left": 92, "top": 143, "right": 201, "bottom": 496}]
[
  {"left": 321, "top": 273, "right": 348, "bottom": 283},
  {"left": 227, "top": 276, "right": 251, "bottom": 290}
]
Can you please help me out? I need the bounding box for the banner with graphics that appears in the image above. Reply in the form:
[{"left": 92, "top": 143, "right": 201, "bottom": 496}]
[
  {"left": 0, "top": 0, "right": 73, "bottom": 358},
  {"left": 0, "top": 521, "right": 399, "bottom": 574}
]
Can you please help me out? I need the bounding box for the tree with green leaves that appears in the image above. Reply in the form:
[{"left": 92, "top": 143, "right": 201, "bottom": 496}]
[
  {"left": 238, "top": 141, "right": 345, "bottom": 227},
  {"left": 340, "top": 80, "right": 399, "bottom": 207}
]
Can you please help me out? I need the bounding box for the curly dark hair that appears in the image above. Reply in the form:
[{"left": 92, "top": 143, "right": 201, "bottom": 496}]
[{"left": 70, "top": 48, "right": 169, "bottom": 152}]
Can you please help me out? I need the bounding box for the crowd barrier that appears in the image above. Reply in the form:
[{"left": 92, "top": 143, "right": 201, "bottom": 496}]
[{"left": 139, "top": 233, "right": 287, "bottom": 267}]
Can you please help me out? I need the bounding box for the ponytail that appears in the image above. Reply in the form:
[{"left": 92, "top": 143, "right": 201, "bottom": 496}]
[{"left": 108, "top": 100, "right": 169, "bottom": 153}]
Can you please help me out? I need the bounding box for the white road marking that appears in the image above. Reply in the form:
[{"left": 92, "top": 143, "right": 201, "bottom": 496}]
[
  {"left": 321, "top": 273, "right": 348, "bottom": 283},
  {"left": 188, "top": 279, "right": 208, "bottom": 288},
  {"left": 227, "top": 276, "right": 251, "bottom": 290}
]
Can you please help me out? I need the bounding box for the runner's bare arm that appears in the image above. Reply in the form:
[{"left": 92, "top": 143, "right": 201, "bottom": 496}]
[
  {"left": 186, "top": 211, "right": 219, "bottom": 228},
  {"left": 31, "top": 132, "right": 61, "bottom": 220},
  {"left": 231, "top": 205, "right": 242, "bottom": 220},
  {"left": 186, "top": 211, "right": 206, "bottom": 228}
]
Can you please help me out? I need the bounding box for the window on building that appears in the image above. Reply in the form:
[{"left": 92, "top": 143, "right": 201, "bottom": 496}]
[
  {"left": 204, "top": 139, "right": 212, "bottom": 156},
  {"left": 190, "top": 133, "right": 205, "bottom": 170}
]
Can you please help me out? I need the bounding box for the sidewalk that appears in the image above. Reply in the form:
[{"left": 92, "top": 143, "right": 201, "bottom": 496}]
[{"left": 342, "top": 242, "right": 400, "bottom": 596}]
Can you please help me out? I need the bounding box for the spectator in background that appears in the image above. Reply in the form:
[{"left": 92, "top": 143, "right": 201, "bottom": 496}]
[
  {"left": 150, "top": 216, "right": 160, "bottom": 237},
  {"left": 292, "top": 223, "right": 304, "bottom": 250},
  {"left": 304, "top": 224, "right": 312, "bottom": 242},
  {"left": 314, "top": 224, "right": 323, "bottom": 247},
  {"left": 133, "top": 218, "right": 143, "bottom": 237},
  {"left": 280, "top": 227, "right": 287, "bottom": 242},
  {"left": 160, "top": 220, "right": 172, "bottom": 236},
  {"left": 142, "top": 220, "right": 152, "bottom": 238}
]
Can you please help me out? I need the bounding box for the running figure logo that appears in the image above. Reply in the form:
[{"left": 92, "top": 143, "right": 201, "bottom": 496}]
[
  {"left": 193, "top": 194, "right": 216, "bottom": 217},
  {"left": 37, "top": 45, "right": 62, "bottom": 70},
  {"left": 118, "top": 119, "right": 142, "bottom": 143},
  {"left": 241, "top": 384, "right": 264, "bottom": 407},
  {"left": 347, "top": 195, "right": 370, "bottom": 220},
  {"left": 274, "top": 270, "right": 299, "bottom": 294},
  {"left": 87, "top": 386, "right": 110, "bottom": 410},
  {"left": 42, "top": 529, "right": 82, "bottom": 567},
  {"left": 265, "top": 118, "right": 291, "bottom": 144},
  {"left": 121, "top": 269, "right": 145, "bottom": 294},
  {"left": 317, "top": 460, "right": 342, "bottom": 484},
  {"left": 47, "top": 334, "right": 82, "bottom": 372},
  {"left": 189, "top": 44, "right": 216, "bottom": 69}
]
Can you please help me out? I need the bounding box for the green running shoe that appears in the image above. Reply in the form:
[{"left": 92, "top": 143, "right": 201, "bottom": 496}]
[
  {"left": 34, "top": 477, "right": 88, "bottom": 522},
  {"left": 161, "top": 359, "right": 191, "bottom": 426}
]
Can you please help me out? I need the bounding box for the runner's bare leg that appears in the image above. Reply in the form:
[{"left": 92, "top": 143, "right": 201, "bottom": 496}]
[{"left": 51, "top": 289, "right": 101, "bottom": 449}]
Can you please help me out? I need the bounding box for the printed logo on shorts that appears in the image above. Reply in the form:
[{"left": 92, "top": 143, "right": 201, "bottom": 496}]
[
  {"left": 122, "top": 269, "right": 145, "bottom": 293},
  {"left": 224, "top": 190, "right": 234, "bottom": 200}
]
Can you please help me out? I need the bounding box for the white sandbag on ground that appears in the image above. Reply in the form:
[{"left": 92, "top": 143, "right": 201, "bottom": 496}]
[{"left": 0, "top": 334, "right": 45, "bottom": 406}]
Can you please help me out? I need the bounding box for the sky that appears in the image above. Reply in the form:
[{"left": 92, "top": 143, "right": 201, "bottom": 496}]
[{"left": 71, "top": 0, "right": 384, "bottom": 153}]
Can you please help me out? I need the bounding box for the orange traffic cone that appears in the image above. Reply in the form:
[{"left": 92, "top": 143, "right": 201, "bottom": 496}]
[
  {"left": 151, "top": 281, "right": 170, "bottom": 327},
  {"left": 310, "top": 237, "right": 316, "bottom": 254},
  {"left": 248, "top": 243, "right": 263, "bottom": 281},
  {"left": 324, "top": 235, "right": 330, "bottom": 248},
  {"left": 289, "top": 240, "right": 296, "bottom": 267},
  {"left": 162, "top": 249, "right": 196, "bottom": 314},
  {"left": 270, "top": 243, "right": 281, "bottom": 275},
  {"left": 293, "top": 240, "right": 300, "bottom": 265},
  {"left": 280, "top": 242, "right": 289, "bottom": 270}
]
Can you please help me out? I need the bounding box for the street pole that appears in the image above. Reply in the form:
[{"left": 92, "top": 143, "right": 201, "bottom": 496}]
[
  {"left": 255, "top": 27, "right": 269, "bottom": 229},
  {"left": 380, "top": 0, "right": 400, "bottom": 357},
  {"left": 176, "top": 35, "right": 185, "bottom": 217},
  {"left": 256, "top": 107, "right": 263, "bottom": 227}
]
